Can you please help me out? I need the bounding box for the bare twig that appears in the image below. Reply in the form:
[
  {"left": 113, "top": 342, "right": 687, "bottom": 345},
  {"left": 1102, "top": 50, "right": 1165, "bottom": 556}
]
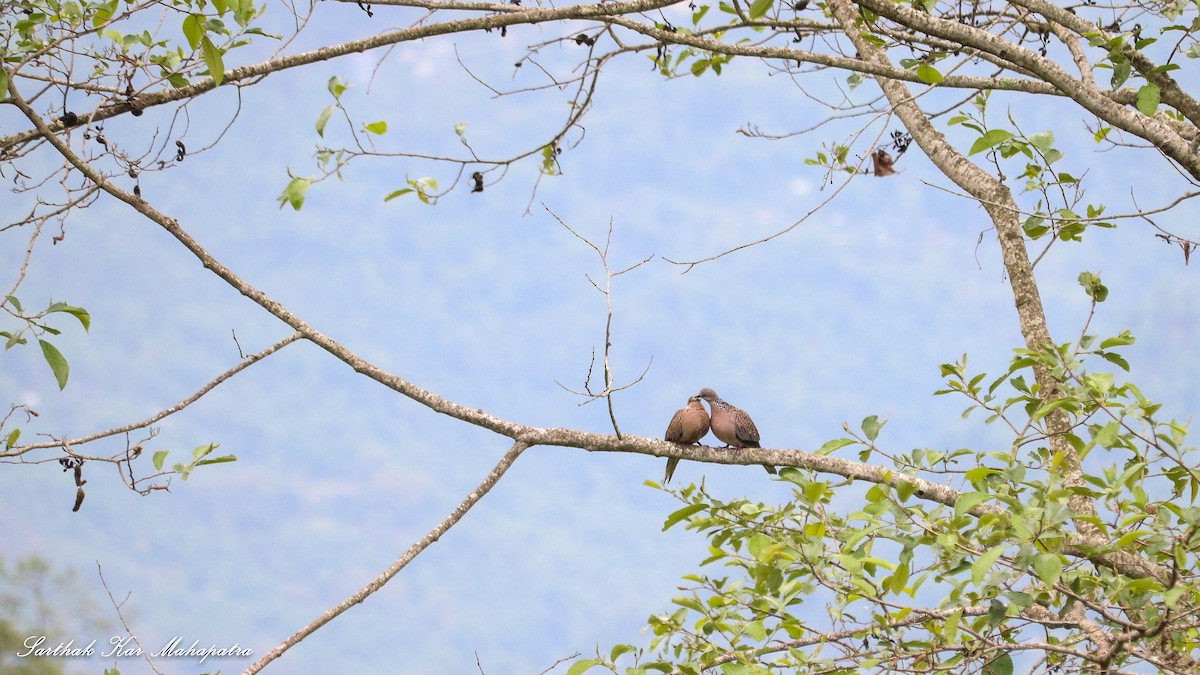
[
  {"left": 5, "top": 332, "right": 304, "bottom": 458},
  {"left": 544, "top": 205, "right": 654, "bottom": 437},
  {"left": 538, "top": 652, "right": 583, "bottom": 674},
  {"left": 97, "top": 562, "right": 165, "bottom": 675}
]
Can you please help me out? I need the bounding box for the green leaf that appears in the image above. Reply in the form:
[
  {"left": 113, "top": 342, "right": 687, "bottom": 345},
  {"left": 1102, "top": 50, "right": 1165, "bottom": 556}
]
[
  {"left": 47, "top": 302, "right": 91, "bottom": 331},
  {"left": 943, "top": 608, "right": 962, "bottom": 645},
  {"left": 384, "top": 188, "right": 413, "bottom": 202},
  {"left": 968, "top": 129, "right": 1014, "bottom": 156},
  {"left": 671, "top": 596, "right": 705, "bottom": 613},
  {"left": 278, "top": 176, "right": 311, "bottom": 210},
  {"left": 1030, "top": 397, "right": 1079, "bottom": 423},
  {"left": 916, "top": 64, "right": 942, "bottom": 84},
  {"left": 242, "top": 27, "right": 283, "bottom": 39},
  {"left": 1085, "top": 372, "right": 1114, "bottom": 394},
  {"left": 609, "top": 643, "right": 635, "bottom": 662},
  {"left": 955, "top": 491, "right": 991, "bottom": 518},
  {"left": 5, "top": 428, "right": 19, "bottom": 450},
  {"left": 1022, "top": 215, "right": 1048, "bottom": 238},
  {"left": 1161, "top": 585, "right": 1185, "bottom": 610},
  {"left": 747, "top": 533, "right": 773, "bottom": 561},
  {"left": 971, "top": 545, "right": 1005, "bottom": 585},
  {"left": 453, "top": 122, "right": 468, "bottom": 136},
  {"left": 182, "top": 14, "right": 203, "bottom": 50},
  {"left": 196, "top": 454, "right": 237, "bottom": 467},
  {"left": 229, "top": 0, "right": 256, "bottom": 26},
  {"left": 153, "top": 450, "right": 169, "bottom": 470},
  {"left": 1028, "top": 131, "right": 1055, "bottom": 151},
  {"left": 201, "top": 36, "right": 225, "bottom": 86},
  {"left": 1031, "top": 552, "right": 1062, "bottom": 587},
  {"left": 0, "top": 69, "right": 8, "bottom": 101},
  {"left": 1100, "top": 330, "right": 1136, "bottom": 348},
  {"left": 315, "top": 106, "right": 334, "bottom": 137},
  {"left": 411, "top": 177, "right": 438, "bottom": 203},
  {"left": 1136, "top": 83, "right": 1160, "bottom": 116},
  {"left": 885, "top": 560, "right": 910, "bottom": 593},
  {"left": 748, "top": 0, "right": 773, "bottom": 18},
  {"left": 93, "top": 0, "right": 119, "bottom": 26},
  {"left": 1101, "top": 351, "right": 1130, "bottom": 371},
  {"left": 861, "top": 415, "right": 885, "bottom": 441},
  {"left": 364, "top": 120, "right": 388, "bottom": 135},
  {"left": 663, "top": 503, "right": 707, "bottom": 531},
  {"left": 565, "top": 659, "right": 601, "bottom": 675},
  {"left": 816, "top": 437, "right": 855, "bottom": 454},
  {"left": 6, "top": 295, "right": 23, "bottom": 313},
  {"left": 38, "top": 339, "right": 69, "bottom": 390},
  {"left": 1077, "top": 271, "right": 1109, "bottom": 302},
  {"left": 327, "top": 75, "right": 348, "bottom": 99},
  {"left": 983, "top": 652, "right": 1014, "bottom": 675},
  {"left": 986, "top": 598, "right": 1006, "bottom": 626},
  {"left": 1092, "top": 420, "right": 1119, "bottom": 448},
  {"left": 1111, "top": 59, "right": 1131, "bottom": 88}
]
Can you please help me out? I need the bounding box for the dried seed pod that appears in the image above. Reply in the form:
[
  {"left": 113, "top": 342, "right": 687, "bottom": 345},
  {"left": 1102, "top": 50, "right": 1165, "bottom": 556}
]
[{"left": 871, "top": 148, "right": 896, "bottom": 177}]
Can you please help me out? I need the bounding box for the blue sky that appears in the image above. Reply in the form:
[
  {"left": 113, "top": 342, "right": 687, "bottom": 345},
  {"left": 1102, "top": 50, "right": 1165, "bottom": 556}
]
[{"left": 3, "top": 2, "right": 1200, "bottom": 673}]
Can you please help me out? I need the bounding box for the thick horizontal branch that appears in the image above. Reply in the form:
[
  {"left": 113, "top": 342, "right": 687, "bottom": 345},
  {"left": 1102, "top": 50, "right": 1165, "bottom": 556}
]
[
  {"left": 583, "top": 433, "right": 1165, "bottom": 582},
  {"left": 603, "top": 15, "right": 1047, "bottom": 93},
  {"left": 369, "top": 0, "right": 1147, "bottom": 105},
  {"left": 0, "top": 0, "right": 683, "bottom": 151}
]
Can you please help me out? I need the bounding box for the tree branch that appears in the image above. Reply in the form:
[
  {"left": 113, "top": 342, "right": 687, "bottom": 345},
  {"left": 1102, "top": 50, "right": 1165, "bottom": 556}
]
[
  {"left": 0, "top": 0, "right": 683, "bottom": 152},
  {"left": 244, "top": 440, "right": 530, "bottom": 674},
  {"left": 4, "top": 332, "right": 304, "bottom": 458},
  {"left": 852, "top": 0, "right": 1200, "bottom": 180}
]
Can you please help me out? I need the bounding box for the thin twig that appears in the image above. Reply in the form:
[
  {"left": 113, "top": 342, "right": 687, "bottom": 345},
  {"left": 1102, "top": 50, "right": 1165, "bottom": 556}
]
[
  {"left": 544, "top": 205, "right": 655, "bottom": 437},
  {"left": 537, "top": 652, "right": 583, "bottom": 674},
  {"left": 6, "top": 332, "right": 304, "bottom": 458},
  {"left": 97, "top": 562, "right": 165, "bottom": 675},
  {"left": 664, "top": 162, "right": 853, "bottom": 271}
]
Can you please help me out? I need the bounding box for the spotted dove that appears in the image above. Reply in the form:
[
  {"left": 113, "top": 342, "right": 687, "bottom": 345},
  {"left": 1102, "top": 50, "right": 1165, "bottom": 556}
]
[
  {"left": 663, "top": 395, "right": 710, "bottom": 484},
  {"left": 696, "top": 387, "right": 777, "bottom": 475}
]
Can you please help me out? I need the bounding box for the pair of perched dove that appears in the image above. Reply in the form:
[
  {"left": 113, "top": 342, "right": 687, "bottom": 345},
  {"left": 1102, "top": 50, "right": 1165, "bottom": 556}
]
[{"left": 663, "top": 387, "right": 777, "bottom": 483}]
